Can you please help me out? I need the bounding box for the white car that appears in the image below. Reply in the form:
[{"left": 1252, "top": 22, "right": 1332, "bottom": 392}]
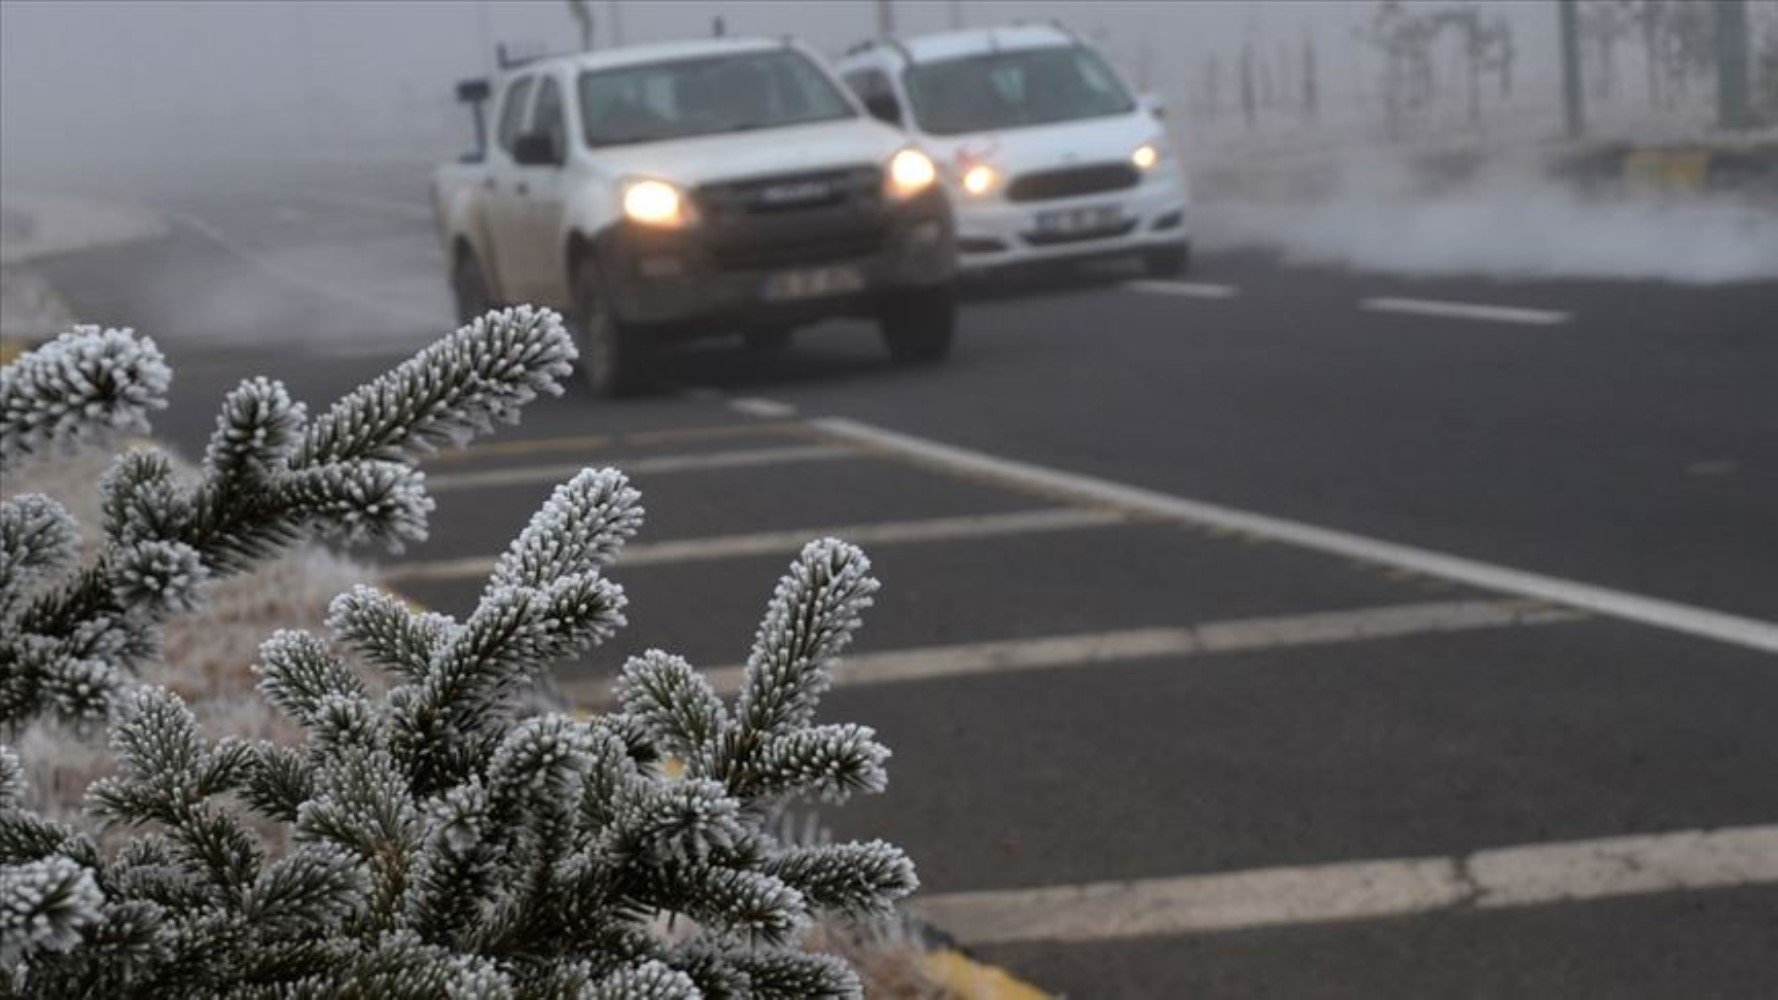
[
  {"left": 433, "top": 38, "right": 956, "bottom": 395},
  {"left": 835, "top": 23, "right": 1191, "bottom": 278}
]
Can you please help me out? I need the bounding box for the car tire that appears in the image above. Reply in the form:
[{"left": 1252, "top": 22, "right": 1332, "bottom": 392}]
[
  {"left": 880, "top": 284, "right": 956, "bottom": 365},
  {"left": 742, "top": 326, "right": 794, "bottom": 353},
  {"left": 572, "top": 256, "right": 655, "bottom": 396},
  {"left": 1142, "top": 242, "right": 1192, "bottom": 279},
  {"left": 452, "top": 248, "right": 493, "bottom": 324}
]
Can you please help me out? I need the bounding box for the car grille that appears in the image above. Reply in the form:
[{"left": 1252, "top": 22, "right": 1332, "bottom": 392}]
[
  {"left": 696, "top": 165, "right": 887, "bottom": 270},
  {"left": 1005, "top": 163, "right": 1141, "bottom": 202}
]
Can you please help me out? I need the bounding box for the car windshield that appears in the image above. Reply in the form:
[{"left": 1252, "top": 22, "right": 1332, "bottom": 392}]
[
  {"left": 578, "top": 49, "right": 856, "bottom": 147},
  {"left": 903, "top": 45, "right": 1135, "bottom": 135}
]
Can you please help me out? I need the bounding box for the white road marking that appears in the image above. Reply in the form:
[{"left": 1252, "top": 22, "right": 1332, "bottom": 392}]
[
  {"left": 383, "top": 507, "right": 1124, "bottom": 584},
  {"left": 561, "top": 599, "right": 1578, "bottom": 704},
  {"left": 812, "top": 418, "right": 1778, "bottom": 654},
  {"left": 1125, "top": 279, "right": 1239, "bottom": 299},
  {"left": 914, "top": 824, "right": 1778, "bottom": 946},
  {"left": 425, "top": 444, "right": 856, "bottom": 493},
  {"left": 1362, "top": 296, "right": 1571, "bottom": 326},
  {"left": 730, "top": 397, "right": 798, "bottom": 418}
]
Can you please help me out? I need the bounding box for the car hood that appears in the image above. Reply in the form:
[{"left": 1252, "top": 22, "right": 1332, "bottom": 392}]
[
  {"left": 587, "top": 116, "right": 909, "bottom": 185},
  {"left": 919, "top": 111, "right": 1162, "bottom": 174}
]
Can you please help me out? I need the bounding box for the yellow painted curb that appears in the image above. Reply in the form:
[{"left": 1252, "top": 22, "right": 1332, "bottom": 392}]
[
  {"left": 1625, "top": 148, "right": 1711, "bottom": 194},
  {"left": 921, "top": 948, "right": 1053, "bottom": 1000}
]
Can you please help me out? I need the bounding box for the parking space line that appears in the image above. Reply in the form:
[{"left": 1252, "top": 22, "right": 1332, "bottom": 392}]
[
  {"left": 730, "top": 397, "right": 798, "bottom": 418},
  {"left": 561, "top": 599, "right": 1578, "bottom": 703},
  {"left": 914, "top": 824, "right": 1778, "bottom": 946},
  {"left": 1124, "top": 279, "right": 1239, "bottom": 299},
  {"left": 1362, "top": 296, "right": 1571, "bottom": 326},
  {"left": 426, "top": 443, "right": 856, "bottom": 493},
  {"left": 424, "top": 423, "right": 811, "bottom": 465},
  {"left": 811, "top": 418, "right": 1778, "bottom": 654},
  {"left": 383, "top": 507, "right": 1125, "bottom": 584}
]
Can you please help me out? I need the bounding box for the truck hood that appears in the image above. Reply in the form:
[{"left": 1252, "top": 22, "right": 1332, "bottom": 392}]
[
  {"left": 589, "top": 117, "right": 909, "bottom": 185},
  {"left": 919, "top": 111, "right": 1164, "bottom": 175}
]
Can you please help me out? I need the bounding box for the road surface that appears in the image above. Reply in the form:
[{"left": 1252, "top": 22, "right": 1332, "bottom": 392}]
[{"left": 31, "top": 159, "right": 1778, "bottom": 998}]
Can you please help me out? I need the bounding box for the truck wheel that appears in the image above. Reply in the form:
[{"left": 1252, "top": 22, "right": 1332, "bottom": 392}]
[
  {"left": 880, "top": 284, "right": 956, "bottom": 365},
  {"left": 573, "top": 257, "right": 655, "bottom": 396},
  {"left": 1142, "top": 242, "right": 1191, "bottom": 279},
  {"left": 452, "top": 250, "right": 493, "bottom": 324}
]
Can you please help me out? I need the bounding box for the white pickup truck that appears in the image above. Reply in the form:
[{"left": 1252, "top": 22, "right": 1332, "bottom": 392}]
[{"left": 433, "top": 38, "right": 957, "bottom": 395}]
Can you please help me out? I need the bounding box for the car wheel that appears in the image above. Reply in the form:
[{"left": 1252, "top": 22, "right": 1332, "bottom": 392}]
[
  {"left": 1142, "top": 242, "right": 1191, "bottom": 279},
  {"left": 880, "top": 284, "right": 956, "bottom": 365},
  {"left": 573, "top": 256, "right": 655, "bottom": 396},
  {"left": 452, "top": 249, "right": 493, "bottom": 324}
]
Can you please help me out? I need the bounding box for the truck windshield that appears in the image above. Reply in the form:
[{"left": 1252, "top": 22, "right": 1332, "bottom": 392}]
[
  {"left": 903, "top": 46, "right": 1135, "bottom": 136},
  {"left": 578, "top": 50, "right": 856, "bottom": 147}
]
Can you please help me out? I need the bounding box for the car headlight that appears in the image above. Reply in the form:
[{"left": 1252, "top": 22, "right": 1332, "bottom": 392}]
[
  {"left": 886, "top": 148, "right": 938, "bottom": 199},
  {"left": 961, "top": 163, "right": 997, "bottom": 196},
  {"left": 1131, "top": 142, "right": 1163, "bottom": 171},
  {"left": 622, "top": 178, "right": 693, "bottom": 227}
]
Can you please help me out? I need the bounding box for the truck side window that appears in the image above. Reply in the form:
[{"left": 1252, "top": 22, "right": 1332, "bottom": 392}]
[
  {"left": 496, "top": 76, "right": 535, "bottom": 155},
  {"left": 533, "top": 77, "right": 566, "bottom": 158}
]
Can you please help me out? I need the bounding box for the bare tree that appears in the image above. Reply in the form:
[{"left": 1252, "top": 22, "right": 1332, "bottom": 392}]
[{"left": 566, "top": 0, "right": 595, "bottom": 52}]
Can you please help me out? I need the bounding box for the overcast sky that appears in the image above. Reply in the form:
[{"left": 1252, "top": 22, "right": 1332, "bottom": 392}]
[{"left": 1, "top": 0, "right": 1569, "bottom": 185}]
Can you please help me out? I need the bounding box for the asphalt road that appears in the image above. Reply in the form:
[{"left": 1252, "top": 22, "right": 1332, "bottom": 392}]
[{"left": 30, "top": 160, "right": 1778, "bottom": 998}]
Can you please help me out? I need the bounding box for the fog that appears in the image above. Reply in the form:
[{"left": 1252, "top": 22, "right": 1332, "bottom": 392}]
[{"left": 3, "top": 0, "right": 1774, "bottom": 285}]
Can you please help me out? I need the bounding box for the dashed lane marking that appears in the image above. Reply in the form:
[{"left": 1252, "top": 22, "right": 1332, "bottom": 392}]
[
  {"left": 383, "top": 508, "right": 1125, "bottom": 584},
  {"left": 1361, "top": 296, "right": 1571, "bottom": 326},
  {"left": 560, "top": 599, "right": 1579, "bottom": 704},
  {"left": 811, "top": 418, "right": 1778, "bottom": 654},
  {"left": 729, "top": 397, "right": 798, "bottom": 418},
  {"left": 425, "top": 443, "right": 857, "bottom": 493},
  {"left": 912, "top": 824, "right": 1778, "bottom": 946},
  {"left": 1124, "top": 279, "right": 1239, "bottom": 299}
]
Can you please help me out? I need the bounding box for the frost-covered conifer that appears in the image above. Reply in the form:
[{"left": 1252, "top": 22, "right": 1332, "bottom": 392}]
[
  {"left": 0, "top": 308, "right": 575, "bottom": 727},
  {"left": 1, "top": 314, "right": 916, "bottom": 996}
]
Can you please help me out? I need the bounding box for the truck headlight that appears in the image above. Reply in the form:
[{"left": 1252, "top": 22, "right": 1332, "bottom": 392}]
[
  {"left": 1131, "top": 142, "right": 1162, "bottom": 171},
  {"left": 961, "top": 163, "right": 997, "bottom": 196},
  {"left": 886, "top": 148, "right": 938, "bottom": 199},
  {"left": 622, "top": 178, "right": 693, "bottom": 227}
]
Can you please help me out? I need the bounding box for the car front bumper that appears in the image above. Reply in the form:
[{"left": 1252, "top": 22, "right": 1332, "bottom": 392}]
[
  {"left": 596, "top": 188, "right": 954, "bottom": 334},
  {"left": 950, "top": 166, "right": 1189, "bottom": 271}
]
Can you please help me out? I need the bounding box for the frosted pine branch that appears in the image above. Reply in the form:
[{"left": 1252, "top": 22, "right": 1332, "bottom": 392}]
[
  {"left": 2, "top": 310, "right": 914, "bottom": 996},
  {"left": 0, "top": 326, "right": 170, "bottom": 475},
  {"left": 0, "top": 308, "right": 576, "bottom": 728}
]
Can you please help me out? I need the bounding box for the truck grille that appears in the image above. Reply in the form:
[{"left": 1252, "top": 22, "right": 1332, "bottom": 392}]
[
  {"left": 696, "top": 165, "right": 887, "bottom": 270},
  {"left": 696, "top": 166, "right": 882, "bottom": 218},
  {"left": 1005, "top": 163, "right": 1141, "bottom": 202}
]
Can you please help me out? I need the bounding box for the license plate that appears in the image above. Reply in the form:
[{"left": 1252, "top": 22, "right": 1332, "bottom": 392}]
[
  {"left": 760, "top": 264, "right": 865, "bottom": 301},
  {"left": 1033, "top": 205, "right": 1125, "bottom": 235}
]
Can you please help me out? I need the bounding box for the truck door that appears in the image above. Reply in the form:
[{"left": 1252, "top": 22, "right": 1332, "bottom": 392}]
[
  {"left": 516, "top": 76, "right": 571, "bottom": 309},
  {"left": 485, "top": 75, "right": 536, "bottom": 301}
]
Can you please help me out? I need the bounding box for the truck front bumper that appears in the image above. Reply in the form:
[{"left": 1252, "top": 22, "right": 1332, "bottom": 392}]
[{"left": 596, "top": 188, "right": 954, "bottom": 334}]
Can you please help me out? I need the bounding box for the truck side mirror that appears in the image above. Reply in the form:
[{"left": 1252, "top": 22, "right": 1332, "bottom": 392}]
[
  {"left": 1141, "top": 92, "right": 1167, "bottom": 121},
  {"left": 512, "top": 132, "right": 561, "bottom": 167},
  {"left": 863, "top": 93, "right": 904, "bottom": 127}
]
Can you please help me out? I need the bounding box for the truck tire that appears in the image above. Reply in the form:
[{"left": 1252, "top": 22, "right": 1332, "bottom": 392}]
[
  {"left": 573, "top": 256, "right": 655, "bottom": 396},
  {"left": 1142, "top": 241, "right": 1191, "bottom": 279},
  {"left": 879, "top": 284, "right": 956, "bottom": 365},
  {"left": 452, "top": 249, "right": 493, "bottom": 324}
]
